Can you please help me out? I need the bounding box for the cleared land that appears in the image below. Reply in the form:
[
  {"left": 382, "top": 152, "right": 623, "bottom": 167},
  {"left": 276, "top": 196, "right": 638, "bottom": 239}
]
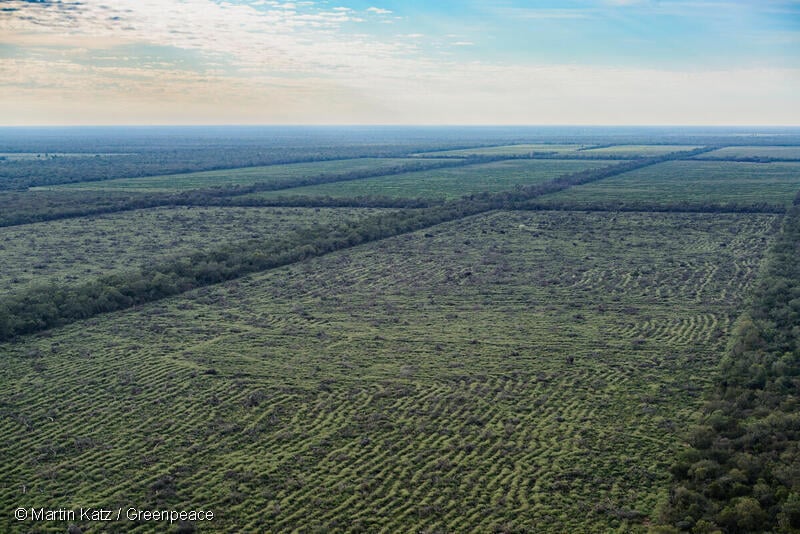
[
  {"left": 243, "top": 159, "right": 621, "bottom": 201},
  {"left": 0, "top": 210, "right": 777, "bottom": 533},
  {"left": 694, "top": 146, "right": 800, "bottom": 160},
  {"left": 578, "top": 145, "right": 702, "bottom": 157},
  {"left": 536, "top": 160, "right": 800, "bottom": 209},
  {"left": 39, "top": 158, "right": 451, "bottom": 192},
  {"left": 413, "top": 144, "right": 591, "bottom": 157},
  {"left": 0, "top": 206, "right": 391, "bottom": 296}
]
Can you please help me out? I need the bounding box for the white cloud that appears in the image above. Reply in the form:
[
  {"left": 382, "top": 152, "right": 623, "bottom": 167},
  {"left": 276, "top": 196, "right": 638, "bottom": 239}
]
[
  {"left": 497, "top": 8, "right": 592, "bottom": 19},
  {"left": 366, "top": 7, "right": 392, "bottom": 14},
  {"left": 0, "top": 0, "right": 410, "bottom": 79},
  {"left": 0, "top": 0, "right": 797, "bottom": 125}
]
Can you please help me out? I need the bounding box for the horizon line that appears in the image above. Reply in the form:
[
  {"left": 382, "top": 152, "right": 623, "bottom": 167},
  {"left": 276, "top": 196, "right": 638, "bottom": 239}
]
[{"left": 1, "top": 124, "right": 800, "bottom": 129}]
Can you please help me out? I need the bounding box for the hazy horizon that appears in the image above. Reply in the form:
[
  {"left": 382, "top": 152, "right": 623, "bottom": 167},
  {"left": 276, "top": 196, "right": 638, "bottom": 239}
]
[{"left": 1, "top": 124, "right": 800, "bottom": 129}]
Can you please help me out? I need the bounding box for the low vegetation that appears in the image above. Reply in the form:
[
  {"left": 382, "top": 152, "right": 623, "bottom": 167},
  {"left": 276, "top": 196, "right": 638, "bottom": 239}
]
[
  {"left": 577, "top": 145, "right": 704, "bottom": 157},
  {"left": 44, "top": 158, "right": 460, "bottom": 192},
  {"left": 536, "top": 160, "right": 800, "bottom": 211},
  {"left": 0, "top": 154, "right": 696, "bottom": 341},
  {"left": 243, "top": 159, "right": 627, "bottom": 201},
  {"left": 0, "top": 207, "right": 393, "bottom": 296},
  {"left": 412, "top": 144, "right": 592, "bottom": 157},
  {"left": 695, "top": 146, "right": 800, "bottom": 161},
  {"left": 0, "top": 211, "right": 777, "bottom": 533}
]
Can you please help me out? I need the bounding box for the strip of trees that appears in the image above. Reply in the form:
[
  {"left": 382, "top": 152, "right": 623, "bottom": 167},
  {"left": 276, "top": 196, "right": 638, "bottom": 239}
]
[
  {"left": 0, "top": 156, "right": 495, "bottom": 227},
  {"left": 0, "top": 191, "right": 176, "bottom": 227},
  {"left": 521, "top": 200, "right": 787, "bottom": 215},
  {"left": 655, "top": 206, "right": 800, "bottom": 533},
  {"left": 0, "top": 144, "right": 481, "bottom": 190},
  {"left": 0, "top": 147, "right": 713, "bottom": 341},
  {"left": 0, "top": 203, "right": 484, "bottom": 340}
]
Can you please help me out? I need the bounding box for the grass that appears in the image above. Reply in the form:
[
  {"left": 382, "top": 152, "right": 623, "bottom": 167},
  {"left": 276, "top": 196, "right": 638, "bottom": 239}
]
[
  {"left": 694, "top": 146, "right": 800, "bottom": 160},
  {"left": 537, "top": 160, "right": 800, "bottom": 209},
  {"left": 0, "top": 210, "right": 778, "bottom": 533},
  {"left": 241, "top": 159, "right": 623, "bottom": 201},
  {"left": 0, "top": 206, "right": 393, "bottom": 297},
  {"left": 578, "top": 145, "right": 703, "bottom": 157},
  {"left": 38, "top": 158, "right": 451, "bottom": 192},
  {"left": 413, "top": 144, "right": 592, "bottom": 157}
]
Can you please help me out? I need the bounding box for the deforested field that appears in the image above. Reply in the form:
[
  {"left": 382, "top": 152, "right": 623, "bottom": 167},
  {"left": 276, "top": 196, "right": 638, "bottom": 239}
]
[
  {"left": 41, "top": 158, "right": 453, "bottom": 192},
  {"left": 2, "top": 126, "right": 800, "bottom": 533},
  {"left": 537, "top": 160, "right": 800, "bottom": 210},
  {"left": 694, "top": 145, "right": 800, "bottom": 160},
  {"left": 0, "top": 206, "right": 393, "bottom": 296},
  {"left": 576, "top": 145, "right": 704, "bottom": 157},
  {"left": 243, "top": 159, "right": 620, "bottom": 201},
  {"left": 412, "top": 144, "right": 592, "bottom": 157},
  {"left": 0, "top": 210, "right": 779, "bottom": 532}
]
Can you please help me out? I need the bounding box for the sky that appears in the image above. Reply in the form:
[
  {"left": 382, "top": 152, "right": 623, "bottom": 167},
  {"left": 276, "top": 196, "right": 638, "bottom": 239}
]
[{"left": 0, "top": 0, "right": 798, "bottom": 125}]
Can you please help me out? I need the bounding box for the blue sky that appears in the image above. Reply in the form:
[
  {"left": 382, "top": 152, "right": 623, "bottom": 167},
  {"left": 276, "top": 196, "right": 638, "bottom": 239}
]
[
  {"left": 0, "top": 0, "right": 798, "bottom": 124},
  {"left": 344, "top": 0, "right": 799, "bottom": 68}
]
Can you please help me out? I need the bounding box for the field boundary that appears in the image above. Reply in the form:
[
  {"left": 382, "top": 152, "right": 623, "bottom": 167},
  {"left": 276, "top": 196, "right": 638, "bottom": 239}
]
[
  {"left": 0, "top": 141, "right": 515, "bottom": 190},
  {"left": 2, "top": 155, "right": 566, "bottom": 227},
  {"left": 0, "top": 147, "right": 715, "bottom": 340},
  {"left": 35, "top": 157, "right": 474, "bottom": 194}
]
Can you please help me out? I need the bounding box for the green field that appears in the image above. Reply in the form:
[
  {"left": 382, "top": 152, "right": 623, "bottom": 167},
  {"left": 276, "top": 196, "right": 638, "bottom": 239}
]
[
  {"left": 413, "top": 144, "right": 592, "bottom": 157},
  {"left": 39, "top": 158, "right": 451, "bottom": 192},
  {"left": 537, "top": 160, "right": 800, "bottom": 208},
  {"left": 695, "top": 145, "right": 800, "bottom": 160},
  {"left": 0, "top": 210, "right": 777, "bottom": 533},
  {"left": 243, "top": 159, "right": 621, "bottom": 201},
  {"left": 578, "top": 145, "right": 702, "bottom": 157},
  {"left": 0, "top": 206, "right": 391, "bottom": 296}
]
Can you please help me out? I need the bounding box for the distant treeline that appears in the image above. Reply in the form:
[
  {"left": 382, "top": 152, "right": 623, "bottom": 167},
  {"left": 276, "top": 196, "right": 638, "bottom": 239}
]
[
  {"left": 0, "top": 145, "right": 482, "bottom": 190},
  {"left": 198, "top": 195, "right": 437, "bottom": 209},
  {"left": 0, "top": 156, "right": 507, "bottom": 227},
  {"left": 413, "top": 152, "right": 651, "bottom": 161},
  {"left": 655, "top": 206, "right": 800, "bottom": 533},
  {"left": 212, "top": 150, "right": 714, "bottom": 209},
  {"left": 0, "top": 147, "right": 711, "bottom": 341},
  {"left": 694, "top": 156, "right": 800, "bottom": 163},
  {"left": 521, "top": 200, "right": 788, "bottom": 215},
  {"left": 0, "top": 160, "right": 458, "bottom": 227}
]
